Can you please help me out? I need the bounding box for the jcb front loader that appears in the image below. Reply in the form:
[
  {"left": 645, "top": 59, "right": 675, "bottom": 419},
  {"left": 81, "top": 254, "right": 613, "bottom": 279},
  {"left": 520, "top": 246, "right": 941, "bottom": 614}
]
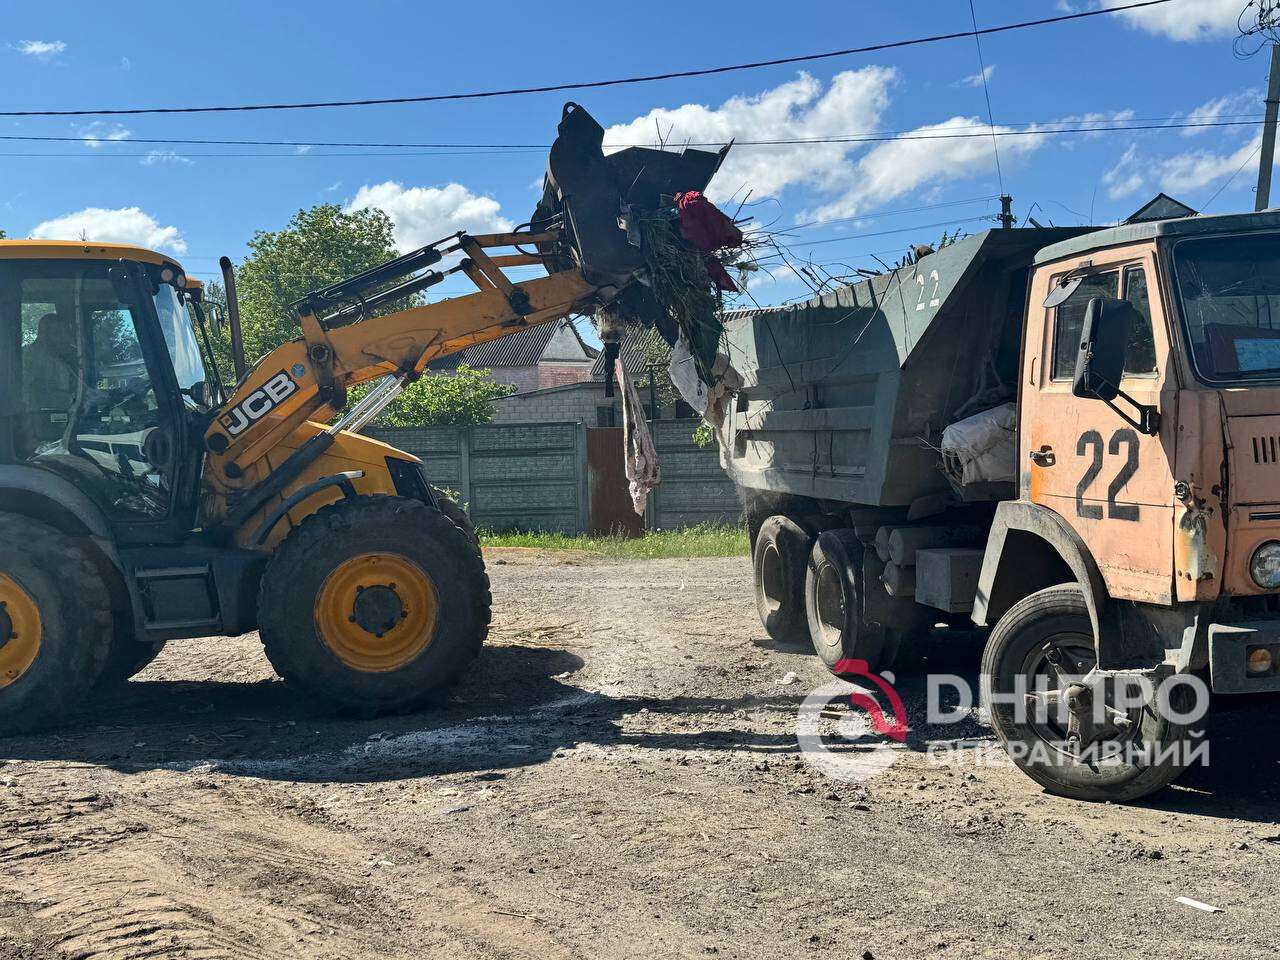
[{"left": 0, "top": 103, "right": 726, "bottom": 731}]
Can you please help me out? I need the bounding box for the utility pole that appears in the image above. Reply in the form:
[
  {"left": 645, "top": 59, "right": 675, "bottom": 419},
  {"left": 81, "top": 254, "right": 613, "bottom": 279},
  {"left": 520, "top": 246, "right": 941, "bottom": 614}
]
[
  {"left": 998, "top": 195, "right": 1015, "bottom": 229},
  {"left": 1257, "top": 43, "right": 1280, "bottom": 211}
]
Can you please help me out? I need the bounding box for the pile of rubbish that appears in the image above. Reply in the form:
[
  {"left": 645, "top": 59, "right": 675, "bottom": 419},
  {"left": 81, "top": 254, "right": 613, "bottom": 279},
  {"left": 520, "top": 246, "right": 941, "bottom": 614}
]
[{"left": 531, "top": 102, "right": 749, "bottom": 513}]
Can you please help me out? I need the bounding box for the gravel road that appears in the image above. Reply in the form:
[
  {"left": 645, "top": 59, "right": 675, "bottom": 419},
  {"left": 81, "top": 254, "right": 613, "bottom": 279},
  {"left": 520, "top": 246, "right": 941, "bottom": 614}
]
[{"left": 0, "top": 549, "right": 1277, "bottom": 959}]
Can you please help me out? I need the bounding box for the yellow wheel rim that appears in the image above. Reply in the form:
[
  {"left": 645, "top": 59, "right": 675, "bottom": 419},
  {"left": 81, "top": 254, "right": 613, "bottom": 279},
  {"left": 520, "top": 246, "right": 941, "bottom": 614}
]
[
  {"left": 314, "top": 553, "right": 439, "bottom": 672},
  {"left": 0, "top": 574, "right": 41, "bottom": 689}
]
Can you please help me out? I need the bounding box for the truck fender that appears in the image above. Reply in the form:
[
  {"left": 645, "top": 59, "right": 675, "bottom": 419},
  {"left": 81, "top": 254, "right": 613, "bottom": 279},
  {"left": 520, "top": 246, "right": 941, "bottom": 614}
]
[{"left": 972, "top": 500, "right": 1110, "bottom": 645}]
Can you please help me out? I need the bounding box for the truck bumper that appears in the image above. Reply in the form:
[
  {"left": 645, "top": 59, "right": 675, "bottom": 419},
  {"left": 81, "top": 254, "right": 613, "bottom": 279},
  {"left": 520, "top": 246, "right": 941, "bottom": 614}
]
[{"left": 1209, "top": 622, "right": 1280, "bottom": 694}]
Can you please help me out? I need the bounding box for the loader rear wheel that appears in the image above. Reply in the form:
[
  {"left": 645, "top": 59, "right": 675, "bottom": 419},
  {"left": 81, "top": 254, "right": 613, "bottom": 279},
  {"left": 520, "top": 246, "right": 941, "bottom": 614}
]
[
  {"left": 258, "top": 495, "right": 490, "bottom": 716},
  {"left": 0, "top": 514, "right": 111, "bottom": 734},
  {"left": 753, "top": 515, "right": 813, "bottom": 647}
]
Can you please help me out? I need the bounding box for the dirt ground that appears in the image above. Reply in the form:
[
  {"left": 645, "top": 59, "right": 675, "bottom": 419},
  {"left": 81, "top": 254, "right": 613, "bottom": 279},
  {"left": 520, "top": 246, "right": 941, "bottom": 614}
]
[{"left": 0, "top": 549, "right": 1278, "bottom": 960}]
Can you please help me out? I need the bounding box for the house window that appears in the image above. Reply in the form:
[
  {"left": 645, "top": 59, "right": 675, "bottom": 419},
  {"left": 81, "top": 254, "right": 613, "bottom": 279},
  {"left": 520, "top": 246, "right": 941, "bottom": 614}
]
[{"left": 596, "top": 405, "right": 617, "bottom": 427}]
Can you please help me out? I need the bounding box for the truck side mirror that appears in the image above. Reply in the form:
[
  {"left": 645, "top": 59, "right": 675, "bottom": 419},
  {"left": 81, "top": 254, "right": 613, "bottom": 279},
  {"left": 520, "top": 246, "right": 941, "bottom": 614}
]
[
  {"left": 1071, "top": 296, "right": 1160, "bottom": 435},
  {"left": 1072, "top": 296, "right": 1135, "bottom": 402}
]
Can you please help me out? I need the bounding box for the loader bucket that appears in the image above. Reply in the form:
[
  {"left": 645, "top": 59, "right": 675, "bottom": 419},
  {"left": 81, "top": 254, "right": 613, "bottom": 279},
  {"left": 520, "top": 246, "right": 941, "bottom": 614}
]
[{"left": 531, "top": 102, "right": 729, "bottom": 286}]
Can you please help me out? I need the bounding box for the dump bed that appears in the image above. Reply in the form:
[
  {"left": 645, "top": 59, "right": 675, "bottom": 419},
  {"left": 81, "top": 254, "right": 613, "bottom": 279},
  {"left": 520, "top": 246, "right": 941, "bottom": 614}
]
[{"left": 721, "top": 227, "right": 1090, "bottom": 508}]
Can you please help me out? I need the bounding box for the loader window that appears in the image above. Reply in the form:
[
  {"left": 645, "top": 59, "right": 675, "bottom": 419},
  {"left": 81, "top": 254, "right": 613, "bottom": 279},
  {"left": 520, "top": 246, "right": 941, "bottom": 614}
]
[
  {"left": 0, "top": 261, "right": 174, "bottom": 520},
  {"left": 1051, "top": 268, "right": 1158, "bottom": 380}
]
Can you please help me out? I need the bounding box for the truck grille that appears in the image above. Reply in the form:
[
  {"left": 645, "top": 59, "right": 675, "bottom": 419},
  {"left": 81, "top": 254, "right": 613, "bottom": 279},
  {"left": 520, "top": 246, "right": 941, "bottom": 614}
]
[{"left": 1252, "top": 435, "right": 1280, "bottom": 464}]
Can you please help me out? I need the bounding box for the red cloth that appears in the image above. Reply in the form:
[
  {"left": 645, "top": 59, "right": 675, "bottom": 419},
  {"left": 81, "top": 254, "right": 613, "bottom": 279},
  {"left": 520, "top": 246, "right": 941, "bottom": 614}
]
[{"left": 675, "top": 191, "right": 744, "bottom": 292}]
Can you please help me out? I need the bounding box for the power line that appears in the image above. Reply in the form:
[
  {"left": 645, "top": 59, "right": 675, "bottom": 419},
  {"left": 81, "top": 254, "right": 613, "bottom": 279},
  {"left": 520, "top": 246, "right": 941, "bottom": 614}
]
[
  {"left": 0, "top": 118, "right": 1265, "bottom": 162},
  {"left": 0, "top": 0, "right": 1173, "bottom": 117},
  {"left": 2, "top": 113, "right": 1262, "bottom": 151},
  {"left": 968, "top": 0, "right": 1005, "bottom": 195}
]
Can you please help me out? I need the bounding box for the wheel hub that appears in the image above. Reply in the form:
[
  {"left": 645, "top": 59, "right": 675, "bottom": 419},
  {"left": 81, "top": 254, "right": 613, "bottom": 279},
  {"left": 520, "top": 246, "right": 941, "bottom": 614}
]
[
  {"left": 351, "top": 584, "right": 407, "bottom": 638},
  {"left": 314, "top": 553, "right": 440, "bottom": 673},
  {"left": 1023, "top": 641, "right": 1137, "bottom": 755},
  {"left": 0, "top": 574, "right": 41, "bottom": 687}
]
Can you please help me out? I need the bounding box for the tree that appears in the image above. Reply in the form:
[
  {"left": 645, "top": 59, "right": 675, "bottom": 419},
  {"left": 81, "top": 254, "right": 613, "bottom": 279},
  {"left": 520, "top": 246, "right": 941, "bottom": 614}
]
[
  {"left": 355, "top": 364, "right": 514, "bottom": 428},
  {"left": 230, "top": 203, "right": 399, "bottom": 364}
]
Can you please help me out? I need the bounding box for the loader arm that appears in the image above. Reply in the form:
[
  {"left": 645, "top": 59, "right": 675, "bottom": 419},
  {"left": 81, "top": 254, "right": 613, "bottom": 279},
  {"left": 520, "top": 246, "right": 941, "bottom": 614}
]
[{"left": 202, "top": 225, "right": 621, "bottom": 535}]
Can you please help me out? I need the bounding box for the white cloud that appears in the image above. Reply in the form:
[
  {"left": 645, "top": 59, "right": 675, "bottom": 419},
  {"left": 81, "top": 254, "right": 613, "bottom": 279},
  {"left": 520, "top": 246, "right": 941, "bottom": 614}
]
[
  {"left": 603, "top": 68, "right": 896, "bottom": 204},
  {"left": 79, "top": 121, "right": 131, "bottom": 148},
  {"left": 1101, "top": 0, "right": 1242, "bottom": 41},
  {"left": 1161, "top": 134, "right": 1262, "bottom": 193},
  {"left": 295, "top": 144, "right": 313, "bottom": 155},
  {"left": 1183, "top": 88, "right": 1262, "bottom": 135},
  {"left": 141, "top": 149, "right": 192, "bottom": 166},
  {"left": 344, "top": 181, "right": 511, "bottom": 252},
  {"left": 325, "top": 180, "right": 343, "bottom": 193},
  {"left": 1098, "top": 134, "right": 1263, "bottom": 204},
  {"left": 602, "top": 69, "right": 1129, "bottom": 225},
  {"left": 16, "top": 40, "right": 65, "bottom": 58},
  {"left": 1103, "top": 144, "right": 1145, "bottom": 199},
  {"left": 958, "top": 65, "right": 996, "bottom": 88},
  {"left": 29, "top": 207, "right": 187, "bottom": 253}
]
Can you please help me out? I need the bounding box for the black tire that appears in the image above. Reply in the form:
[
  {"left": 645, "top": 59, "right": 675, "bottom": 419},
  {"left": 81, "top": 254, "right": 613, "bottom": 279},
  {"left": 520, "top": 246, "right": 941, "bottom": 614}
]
[
  {"left": 0, "top": 513, "right": 112, "bottom": 734},
  {"left": 258, "top": 495, "right": 491, "bottom": 716},
  {"left": 95, "top": 628, "right": 165, "bottom": 689},
  {"left": 805, "top": 529, "right": 892, "bottom": 674},
  {"left": 981, "top": 585, "right": 1198, "bottom": 802},
  {"left": 431, "top": 486, "right": 478, "bottom": 547},
  {"left": 753, "top": 515, "right": 814, "bottom": 647}
]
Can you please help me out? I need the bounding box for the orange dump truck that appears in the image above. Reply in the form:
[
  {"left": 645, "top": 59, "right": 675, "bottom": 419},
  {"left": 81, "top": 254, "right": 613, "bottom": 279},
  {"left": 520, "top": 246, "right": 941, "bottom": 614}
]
[{"left": 722, "top": 212, "right": 1280, "bottom": 801}]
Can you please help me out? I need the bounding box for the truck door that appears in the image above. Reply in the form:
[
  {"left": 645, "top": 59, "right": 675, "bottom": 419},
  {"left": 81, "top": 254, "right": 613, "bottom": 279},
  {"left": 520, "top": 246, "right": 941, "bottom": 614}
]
[{"left": 1021, "top": 249, "right": 1178, "bottom": 604}]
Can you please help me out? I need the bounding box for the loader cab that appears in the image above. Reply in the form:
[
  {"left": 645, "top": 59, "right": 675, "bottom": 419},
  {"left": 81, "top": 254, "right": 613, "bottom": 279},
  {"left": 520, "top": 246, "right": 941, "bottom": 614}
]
[
  {"left": 0, "top": 242, "right": 215, "bottom": 544},
  {"left": 1022, "top": 211, "right": 1280, "bottom": 608}
]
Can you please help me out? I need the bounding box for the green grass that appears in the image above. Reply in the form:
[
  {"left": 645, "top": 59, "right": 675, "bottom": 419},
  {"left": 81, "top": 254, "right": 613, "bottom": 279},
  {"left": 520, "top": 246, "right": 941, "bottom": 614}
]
[{"left": 479, "top": 523, "right": 749, "bottom": 560}]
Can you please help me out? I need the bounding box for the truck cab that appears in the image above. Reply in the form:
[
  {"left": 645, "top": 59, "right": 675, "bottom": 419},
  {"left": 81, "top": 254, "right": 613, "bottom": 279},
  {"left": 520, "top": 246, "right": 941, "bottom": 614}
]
[{"left": 1014, "top": 212, "right": 1280, "bottom": 691}]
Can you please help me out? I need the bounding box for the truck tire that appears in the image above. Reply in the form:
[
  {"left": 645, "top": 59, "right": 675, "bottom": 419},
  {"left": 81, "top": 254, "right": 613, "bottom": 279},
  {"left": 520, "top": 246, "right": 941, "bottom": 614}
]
[
  {"left": 0, "top": 514, "right": 112, "bottom": 733},
  {"left": 258, "top": 495, "right": 491, "bottom": 716},
  {"left": 431, "top": 486, "right": 478, "bottom": 547},
  {"left": 805, "top": 529, "right": 892, "bottom": 674},
  {"left": 753, "top": 516, "right": 813, "bottom": 647},
  {"left": 981, "top": 585, "right": 1197, "bottom": 802}
]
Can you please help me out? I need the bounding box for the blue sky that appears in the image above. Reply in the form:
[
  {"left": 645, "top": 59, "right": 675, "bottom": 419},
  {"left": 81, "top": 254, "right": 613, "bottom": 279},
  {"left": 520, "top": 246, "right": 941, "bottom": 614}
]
[{"left": 0, "top": 0, "right": 1267, "bottom": 307}]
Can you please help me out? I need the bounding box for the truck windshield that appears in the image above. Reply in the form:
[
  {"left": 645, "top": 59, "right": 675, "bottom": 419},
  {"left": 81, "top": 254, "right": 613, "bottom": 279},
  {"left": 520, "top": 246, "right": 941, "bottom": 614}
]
[{"left": 1174, "top": 232, "right": 1280, "bottom": 381}]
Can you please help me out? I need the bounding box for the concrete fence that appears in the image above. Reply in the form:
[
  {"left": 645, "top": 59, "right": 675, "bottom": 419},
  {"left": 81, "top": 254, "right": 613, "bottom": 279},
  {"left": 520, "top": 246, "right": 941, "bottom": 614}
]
[{"left": 365, "top": 420, "right": 740, "bottom": 534}]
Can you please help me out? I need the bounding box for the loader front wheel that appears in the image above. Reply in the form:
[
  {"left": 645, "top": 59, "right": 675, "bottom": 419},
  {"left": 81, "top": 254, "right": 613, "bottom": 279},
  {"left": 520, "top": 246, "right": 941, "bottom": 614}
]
[
  {"left": 0, "top": 514, "right": 111, "bottom": 733},
  {"left": 259, "top": 496, "right": 490, "bottom": 716}
]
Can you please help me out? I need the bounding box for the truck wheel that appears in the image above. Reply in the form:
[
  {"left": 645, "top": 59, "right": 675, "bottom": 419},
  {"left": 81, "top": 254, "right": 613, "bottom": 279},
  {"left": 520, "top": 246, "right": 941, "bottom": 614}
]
[
  {"left": 981, "top": 585, "right": 1197, "bottom": 802},
  {"left": 753, "top": 516, "right": 814, "bottom": 647},
  {"left": 805, "top": 530, "right": 891, "bottom": 674},
  {"left": 258, "top": 495, "right": 491, "bottom": 716},
  {"left": 0, "top": 514, "right": 111, "bottom": 733}
]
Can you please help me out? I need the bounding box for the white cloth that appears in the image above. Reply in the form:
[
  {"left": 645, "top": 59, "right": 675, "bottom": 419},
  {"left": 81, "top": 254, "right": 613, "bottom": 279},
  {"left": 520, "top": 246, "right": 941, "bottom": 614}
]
[{"left": 618, "top": 358, "right": 660, "bottom": 516}]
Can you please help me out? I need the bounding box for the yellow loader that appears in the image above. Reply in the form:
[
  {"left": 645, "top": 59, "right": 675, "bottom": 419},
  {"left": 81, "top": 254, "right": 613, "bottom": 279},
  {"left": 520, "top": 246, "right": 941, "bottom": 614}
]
[{"left": 0, "top": 103, "right": 726, "bottom": 730}]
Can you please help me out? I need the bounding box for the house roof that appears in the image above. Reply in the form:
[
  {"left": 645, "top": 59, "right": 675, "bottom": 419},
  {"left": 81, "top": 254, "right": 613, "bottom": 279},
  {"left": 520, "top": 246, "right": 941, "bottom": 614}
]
[
  {"left": 427, "top": 318, "right": 595, "bottom": 371},
  {"left": 589, "top": 325, "right": 664, "bottom": 379},
  {"left": 1124, "top": 193, "right": 1197, "bottom": 224}
]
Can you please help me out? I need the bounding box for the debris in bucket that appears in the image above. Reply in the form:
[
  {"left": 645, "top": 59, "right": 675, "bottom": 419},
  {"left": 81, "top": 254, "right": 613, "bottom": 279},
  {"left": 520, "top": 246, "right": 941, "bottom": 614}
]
[{"left": 618, "top": 358, "right": 659, "bottom": 516}]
